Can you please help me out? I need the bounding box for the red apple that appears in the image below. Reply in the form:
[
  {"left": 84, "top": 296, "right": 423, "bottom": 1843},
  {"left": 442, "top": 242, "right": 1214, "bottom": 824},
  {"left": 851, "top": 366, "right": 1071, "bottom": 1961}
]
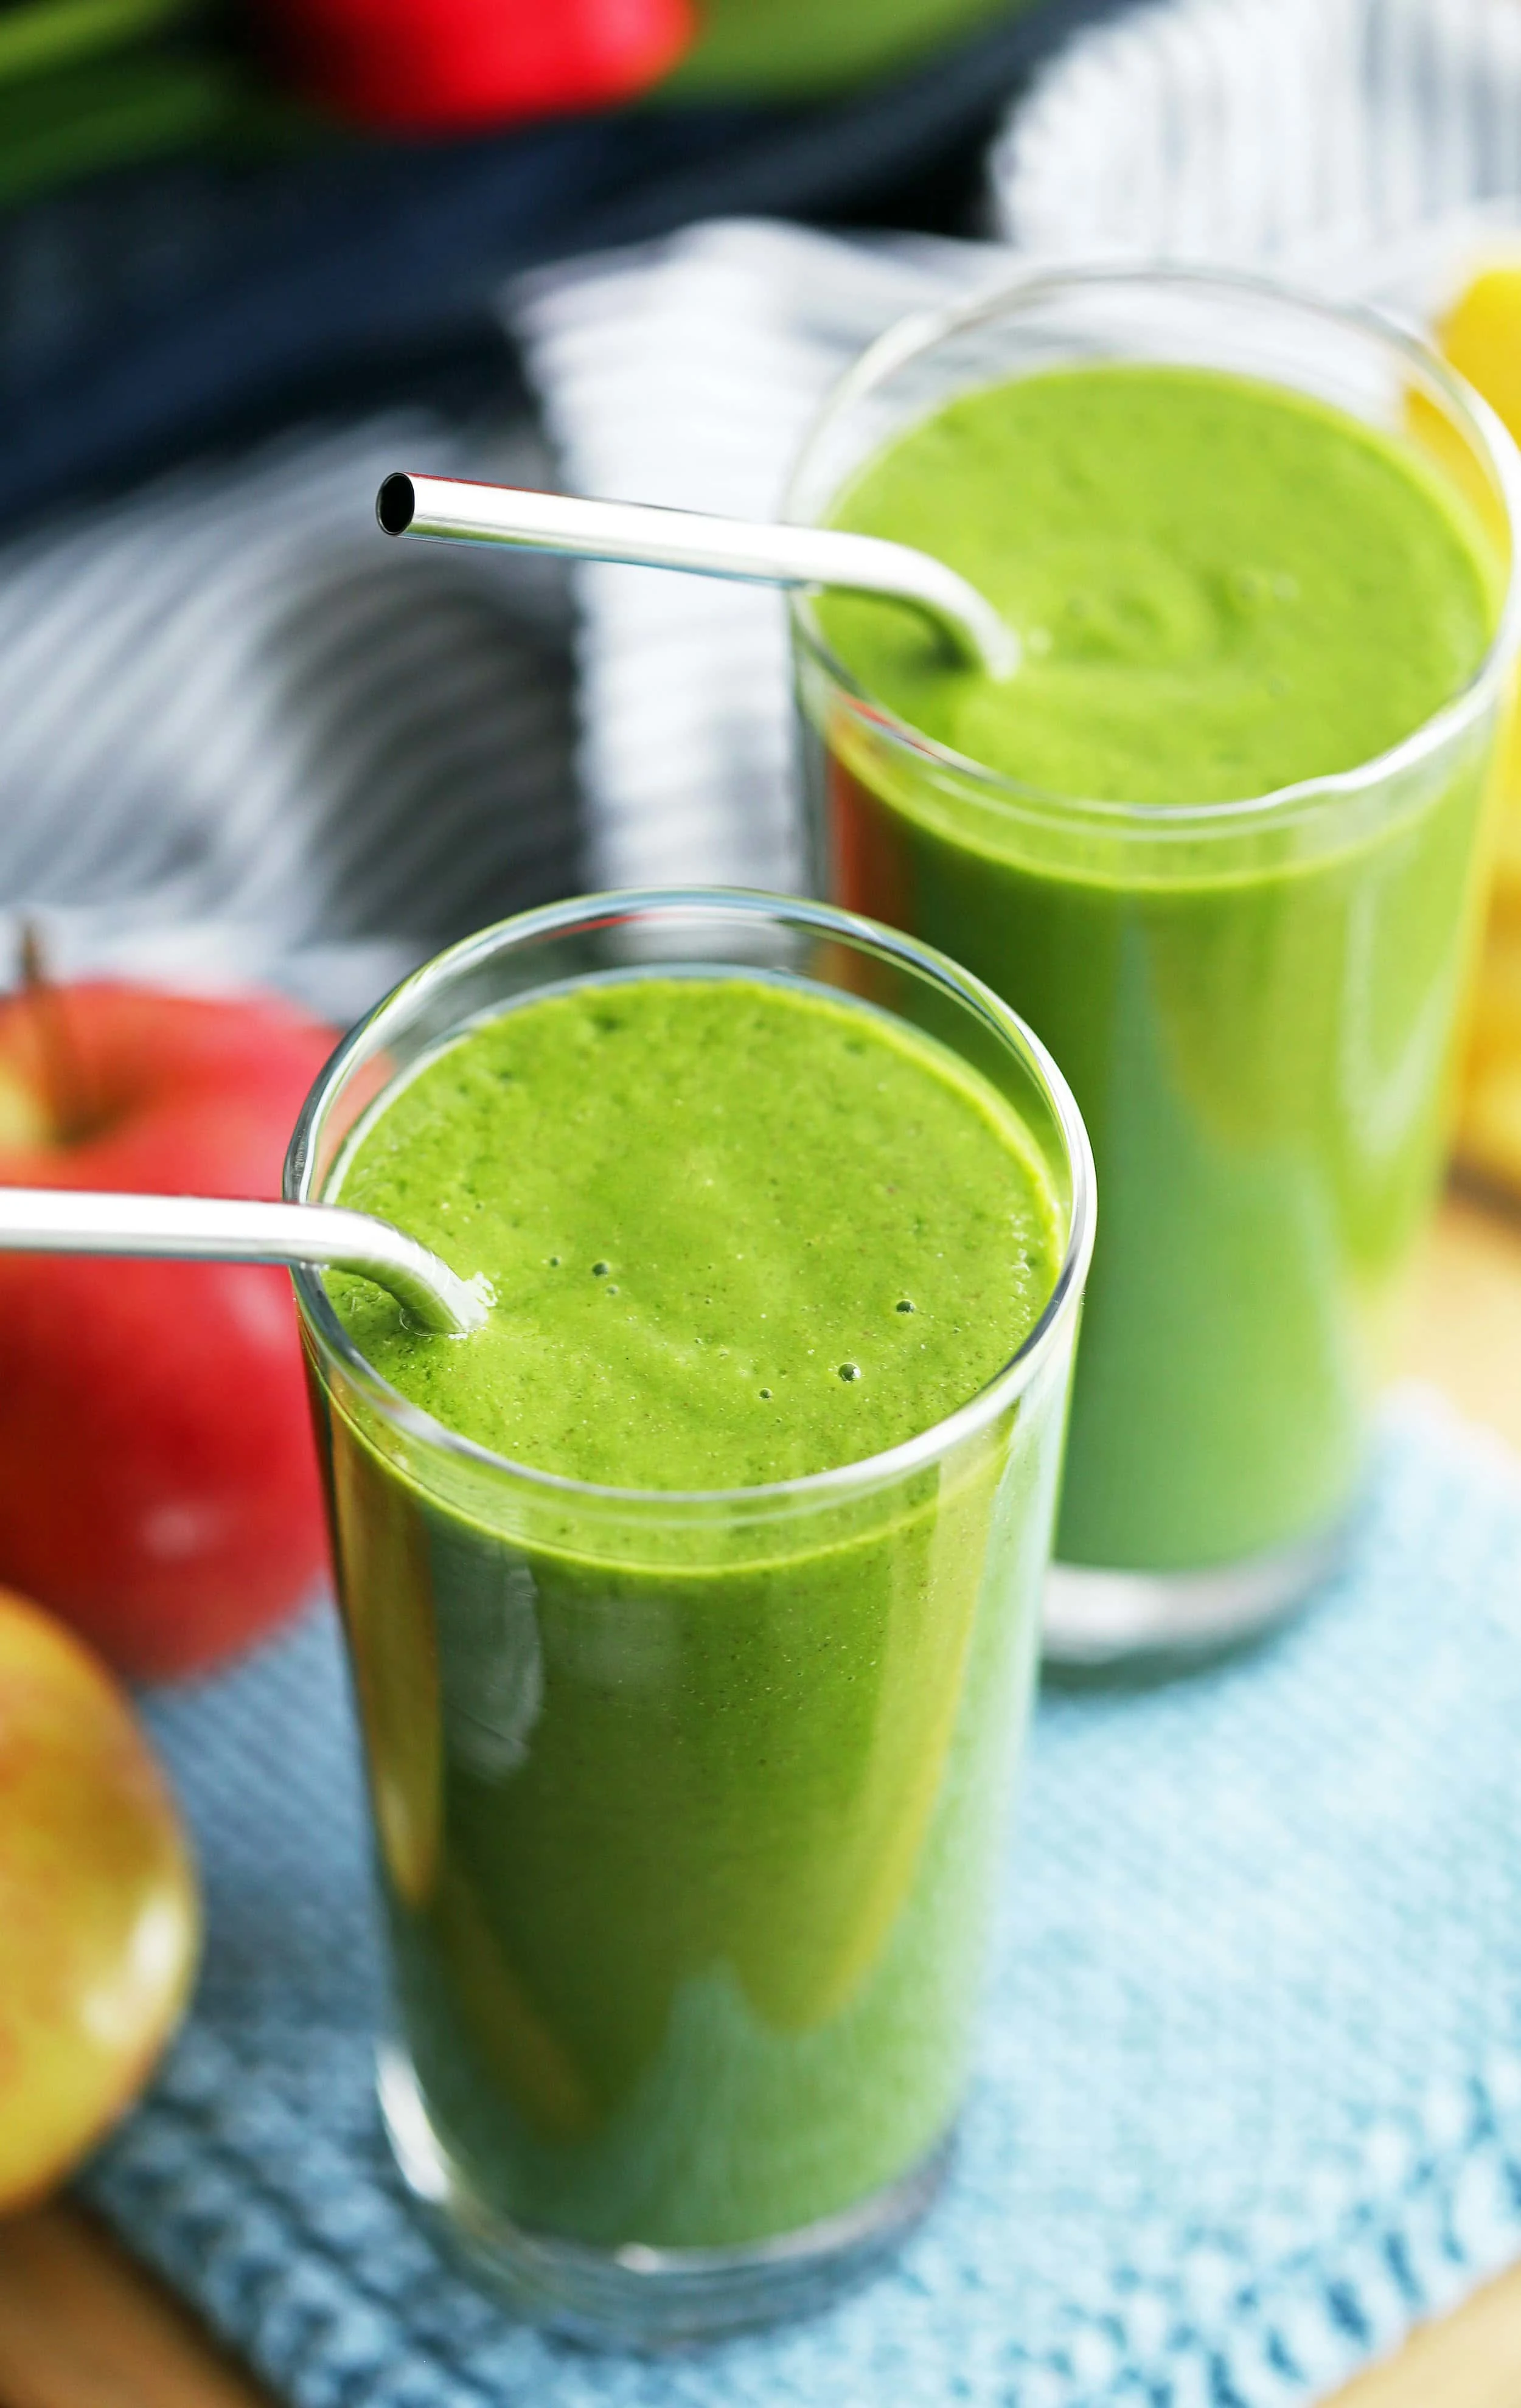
[
  {"left": 0, "top": 979, "right": 338, "bottom": 1678},
  {"left": 0, "top": 1584, "right": 199, "bottom": 2208}
]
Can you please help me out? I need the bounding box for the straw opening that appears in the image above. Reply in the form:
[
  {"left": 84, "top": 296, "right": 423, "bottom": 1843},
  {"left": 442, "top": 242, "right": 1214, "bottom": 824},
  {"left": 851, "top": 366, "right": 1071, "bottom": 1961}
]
[{"left": 376, "top": 474, "right": 416, "bottom": 537}]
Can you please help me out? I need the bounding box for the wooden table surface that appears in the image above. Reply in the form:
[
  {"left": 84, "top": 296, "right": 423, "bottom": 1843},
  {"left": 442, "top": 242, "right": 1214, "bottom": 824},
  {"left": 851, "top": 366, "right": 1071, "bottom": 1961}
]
[{"left": 2, "top": 1182, "right": 1519, "bottom": 2408}]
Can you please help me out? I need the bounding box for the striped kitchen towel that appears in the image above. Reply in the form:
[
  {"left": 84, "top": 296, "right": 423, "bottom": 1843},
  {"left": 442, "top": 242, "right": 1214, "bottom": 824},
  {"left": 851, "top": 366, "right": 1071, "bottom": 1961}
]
[
  {"left": 512, "top": 221, "right": 1004, "bottom": 899},
  {"left": 0, "top": 412, "right": 581, "bottom": 1024},
  {"left": 990, "top": 0, "right": 1521, "bottom": 289}
]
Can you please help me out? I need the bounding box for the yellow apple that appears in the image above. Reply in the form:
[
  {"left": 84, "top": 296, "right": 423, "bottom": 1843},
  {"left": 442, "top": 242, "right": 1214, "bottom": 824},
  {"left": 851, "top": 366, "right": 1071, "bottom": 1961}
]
[{"left": 0, "top": 1586, "right": 199, "bottom": 2208}]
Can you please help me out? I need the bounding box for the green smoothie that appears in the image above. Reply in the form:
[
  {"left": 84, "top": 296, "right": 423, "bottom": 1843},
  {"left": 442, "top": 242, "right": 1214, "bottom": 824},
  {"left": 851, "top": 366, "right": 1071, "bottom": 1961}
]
[
  {"left": 313, "top": 969, "right": 1073, "bottom": 2249},
  {"left": 811, "top": 363, "right": 1502, "bottom": 1572}
]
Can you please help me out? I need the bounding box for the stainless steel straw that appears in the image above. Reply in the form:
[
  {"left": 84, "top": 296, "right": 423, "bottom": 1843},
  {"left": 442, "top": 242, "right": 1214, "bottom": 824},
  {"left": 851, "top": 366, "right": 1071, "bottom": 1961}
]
[
  {"left": 0, "top": 1190, "right": 489, "bottom": 1333},
  {"left": 377, "top": 471, "right": 1020, "bottom": 682}
]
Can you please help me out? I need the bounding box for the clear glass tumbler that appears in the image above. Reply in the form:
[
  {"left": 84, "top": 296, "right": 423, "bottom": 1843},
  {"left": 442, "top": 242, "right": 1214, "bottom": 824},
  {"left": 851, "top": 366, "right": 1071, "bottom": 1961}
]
[
  {"left": 285, "top": 889, "right": 1094, "bottom": 2344},
  {"left": 786, "top": 266, "right": 1521, "bottom": 1664}
]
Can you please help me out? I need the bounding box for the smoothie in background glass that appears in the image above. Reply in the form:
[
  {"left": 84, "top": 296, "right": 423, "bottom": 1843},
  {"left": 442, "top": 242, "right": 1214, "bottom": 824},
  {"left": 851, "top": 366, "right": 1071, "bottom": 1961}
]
[
  {"left": 287, "top": 891, "right": 1093, "bottom": 2344},
  {"left": 788, "top": 269, "right": 1521, "bottom": 1662}
]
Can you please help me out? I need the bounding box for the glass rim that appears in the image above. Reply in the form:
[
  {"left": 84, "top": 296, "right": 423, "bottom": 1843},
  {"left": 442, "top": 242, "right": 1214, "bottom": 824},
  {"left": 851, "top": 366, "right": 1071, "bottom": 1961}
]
[
  {"left": 285, "top": 886, "right": 1096, "bottom": 1515},
  {"left": 782, "top": 258, "right": 1521, "bottom": 833}
]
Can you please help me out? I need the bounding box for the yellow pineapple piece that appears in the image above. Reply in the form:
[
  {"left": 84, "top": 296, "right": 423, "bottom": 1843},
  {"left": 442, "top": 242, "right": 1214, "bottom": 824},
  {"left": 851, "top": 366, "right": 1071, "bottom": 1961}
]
[
  {"left": 1440, "top": 263, "right": 1521, "bottom": 447},
  {"left": 1455, "top": 901, "right": 1521, "bottom": 1195},
  {"left": 1438, "top": 263, "right": 1521, "bottom": 1200}
]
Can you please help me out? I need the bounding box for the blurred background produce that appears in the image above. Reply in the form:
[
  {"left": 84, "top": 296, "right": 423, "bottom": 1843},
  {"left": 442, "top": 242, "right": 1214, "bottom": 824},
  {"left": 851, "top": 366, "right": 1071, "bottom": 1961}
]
[
  {"left": 666, "top": 0, "right": 1021, "bottom": 91},
  {"left": 0, "top": 1583, "right": 198, "bottom": 2209},
  {"left": 0, "top": 0, "right": 240, "bottom": 215},
  {"left": 262, "top": 0, "right": 695, "bottom": 130}
]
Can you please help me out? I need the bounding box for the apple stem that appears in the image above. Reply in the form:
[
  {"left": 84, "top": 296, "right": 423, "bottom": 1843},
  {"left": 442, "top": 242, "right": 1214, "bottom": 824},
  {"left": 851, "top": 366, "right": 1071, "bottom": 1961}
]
[{"left": 18, "top": 923, "right": 97, "bottom": 1146}]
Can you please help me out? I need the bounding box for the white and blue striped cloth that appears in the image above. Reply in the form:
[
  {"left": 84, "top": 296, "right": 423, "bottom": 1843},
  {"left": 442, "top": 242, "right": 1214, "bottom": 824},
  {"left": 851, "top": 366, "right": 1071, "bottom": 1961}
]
[
  {"left": 515, "top": 222, "right": 1000, "bottom": 898},
  {"left": 0, "top": 415, "right": 580, "bottom": 1023},
  {"left": 993, "top": 0, "right": 1521, "bottom": 288}
]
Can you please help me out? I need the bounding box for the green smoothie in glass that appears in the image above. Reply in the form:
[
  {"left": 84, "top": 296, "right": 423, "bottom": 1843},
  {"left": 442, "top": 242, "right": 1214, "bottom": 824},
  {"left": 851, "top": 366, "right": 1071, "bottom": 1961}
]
[
  {"left": 290, "top": 893, "right": 1092, "bottom": 2341},
  {"left": 791, "top": 271, "right": 1520, "bottom": 1653}
]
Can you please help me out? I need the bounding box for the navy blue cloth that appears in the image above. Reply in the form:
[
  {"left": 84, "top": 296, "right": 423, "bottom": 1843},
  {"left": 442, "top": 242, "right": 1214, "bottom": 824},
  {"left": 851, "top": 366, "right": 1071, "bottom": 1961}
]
[{"left": 0, "top": 0, "right": 1135, "bottom": 521}]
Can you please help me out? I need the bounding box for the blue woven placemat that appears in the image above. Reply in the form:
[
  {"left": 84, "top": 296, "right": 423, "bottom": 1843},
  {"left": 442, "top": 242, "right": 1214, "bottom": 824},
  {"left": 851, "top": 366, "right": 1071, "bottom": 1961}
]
[{"left": 83, "top": 1392, "right": 1521, "bottom": 2408}]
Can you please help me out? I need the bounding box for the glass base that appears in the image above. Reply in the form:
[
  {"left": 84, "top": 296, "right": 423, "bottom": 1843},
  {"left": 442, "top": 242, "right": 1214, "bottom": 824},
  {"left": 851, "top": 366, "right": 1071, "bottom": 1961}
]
[
  {"left": 1041, "top": 1517, "right": 1351, "bottom": 1667},
  {"left": 377, "top": 2042, "right": 952, "bottom": 2346}
]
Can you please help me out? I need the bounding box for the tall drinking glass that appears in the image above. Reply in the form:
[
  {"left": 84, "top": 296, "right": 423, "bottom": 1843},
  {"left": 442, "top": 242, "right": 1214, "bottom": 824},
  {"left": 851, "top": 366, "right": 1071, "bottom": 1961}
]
[
  {"left": 787, "top": 268, "right": 1521, "bottom": 1662},
  {"left": 286, "top": 890, "right": 1093, "bottom": 2343}
]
